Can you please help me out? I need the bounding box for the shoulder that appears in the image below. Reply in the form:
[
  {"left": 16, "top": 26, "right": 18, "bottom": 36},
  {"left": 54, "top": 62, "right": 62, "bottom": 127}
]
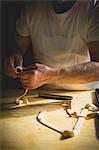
[
  {"left": 23, "top": 1, "right": 49, "bottom": 23},
  {"left": 24, "top": 1, "right": 48, "bottom": 16}
]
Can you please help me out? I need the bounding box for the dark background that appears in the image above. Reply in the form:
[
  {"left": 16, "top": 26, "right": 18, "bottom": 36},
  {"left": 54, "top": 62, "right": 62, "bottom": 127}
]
[
  {"left": 1, "top": 1, "right": 33, "bottom": 90},
  {"left": 1, "top": 1, "right": 99, "bottom": 90}
]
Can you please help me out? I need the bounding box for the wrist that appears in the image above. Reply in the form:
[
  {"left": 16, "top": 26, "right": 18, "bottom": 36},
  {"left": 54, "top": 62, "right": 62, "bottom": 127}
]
[
  {"left": 46, "top": 67, "right": 61, "bottom": 84},
  {"left": 47, "top": 67, "right": 70, "bottom": 84}
]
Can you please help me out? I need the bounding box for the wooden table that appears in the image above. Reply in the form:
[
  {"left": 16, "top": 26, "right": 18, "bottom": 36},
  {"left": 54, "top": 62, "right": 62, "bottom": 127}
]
[{"left": 0, "top": 89, "right": 99, "bottom": 150}]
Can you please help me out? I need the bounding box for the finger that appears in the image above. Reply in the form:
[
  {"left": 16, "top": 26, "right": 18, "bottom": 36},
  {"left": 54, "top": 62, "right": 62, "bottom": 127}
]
[
  {"left": 5, "top": 67, "right": 17, "bottom": 78},
  {"left": 22, "top": 82, "right": 43, "bottom": 90},
  {"left": 5, "top": 57, "right": 15, "bottom": 71},
  {"left": 35, "top": 63, "right": 46, "bottom": 68},
  {"left": 17, "top": 72, "right": 34, "bottom": 80},
  {"left": 20, "top": 78, "right": 29, "bottom": 82},
  {"left": 6, "top": 66, "right": 17, "bottom": 78},
  {"left": 22, "top": 70, "right": 35, "bottom": 74},
  {"left": 22, "top": 82, "right": 42, "bottom": 90},
  {"left": 5, "top": 72, "right": 17, "bottom": 78},
  {"left": 21, "top": 82, "right": 29, "bottom": 87},
  {"left": 20, "top": 79, "right": 29, "bottom": 85},
  {"left": 17, "top": 70, "right": 35, "bottom": 79},
  {"left": 21, "top": 83, "right": 33, "bottom": 90},
  {"left": 17, "top": 73, "right": 29, "bottom": 79},
  {"left": 14, "top": 55, "right": 23, "bottom": 68},
  {"left": 4, "top": 57, "right": 17, "bottom": 78}
]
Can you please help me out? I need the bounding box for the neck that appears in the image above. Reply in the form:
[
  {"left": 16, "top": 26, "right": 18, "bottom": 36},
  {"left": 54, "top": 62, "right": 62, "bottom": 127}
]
[{"left": 52, "top": 0, "right": 77, "bottom": 14}]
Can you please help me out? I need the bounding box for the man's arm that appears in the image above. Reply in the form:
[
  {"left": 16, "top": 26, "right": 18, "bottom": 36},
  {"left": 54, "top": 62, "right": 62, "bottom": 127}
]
[
  {"left": 14, "top": 32, "right": 30, "bottom": 56},
  {"left": 5, "top": 32, "right": 30, "bottom": 78},
  {"left": 55, "top": 41, "right": 99, "bottom": 84},
  {"left": 17, "top": 41, "right": 99, "bottom": 89},
  {"left": 52, "top": 41, "right": 99, "bottom": 84}
]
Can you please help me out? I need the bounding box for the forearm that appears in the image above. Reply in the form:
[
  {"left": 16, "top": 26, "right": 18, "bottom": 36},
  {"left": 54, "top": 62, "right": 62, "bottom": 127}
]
[
  {"left": 17, "top": 62, "right": 99, "bottom": 89},
  {"left": 49, "top": 61, "right": 99, "bottom": 84},
  {"left": 12, "top": 32, "right": 30, "bottom": 57}
]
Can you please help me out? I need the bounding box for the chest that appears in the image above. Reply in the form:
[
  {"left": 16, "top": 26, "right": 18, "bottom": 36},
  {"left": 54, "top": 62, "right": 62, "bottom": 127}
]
[{"left": 31, "top": 11, "right": 88, "bottom": 41}]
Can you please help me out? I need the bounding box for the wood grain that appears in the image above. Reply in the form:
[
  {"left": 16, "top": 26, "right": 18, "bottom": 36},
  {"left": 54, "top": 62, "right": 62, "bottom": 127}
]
[{"left": 0, "top": 89, "right": 99, "bottom": 150}]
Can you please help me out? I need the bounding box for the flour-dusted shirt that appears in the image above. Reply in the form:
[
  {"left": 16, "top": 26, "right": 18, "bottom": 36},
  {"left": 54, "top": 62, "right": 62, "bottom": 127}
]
[{"left": 16, "top": 1, "right": 99, "bottom": 90}]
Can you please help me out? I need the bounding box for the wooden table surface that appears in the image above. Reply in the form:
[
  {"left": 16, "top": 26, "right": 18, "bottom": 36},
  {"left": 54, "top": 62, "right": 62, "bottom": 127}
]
[{"left": 0, "top": 89, "right": 99, "bottom": 150}]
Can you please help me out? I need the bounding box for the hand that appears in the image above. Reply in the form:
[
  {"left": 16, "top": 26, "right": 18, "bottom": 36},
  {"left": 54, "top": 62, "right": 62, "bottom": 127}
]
[
  {"left": 4, "top": 53, "right": 23, "bottom": 78},
  {"left": 17, "top": 63, "right": 56, "bottom": 89}
]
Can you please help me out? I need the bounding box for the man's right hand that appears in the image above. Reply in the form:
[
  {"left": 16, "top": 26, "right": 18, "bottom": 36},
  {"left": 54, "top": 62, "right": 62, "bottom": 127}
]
[{"left": 4, "top": 53, "right": 23, "bottom": 78}]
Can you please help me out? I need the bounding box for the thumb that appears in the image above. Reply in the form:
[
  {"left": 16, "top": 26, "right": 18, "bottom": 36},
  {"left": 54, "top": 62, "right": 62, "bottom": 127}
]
[{"left": 14, "top": 55, "right": 23, "bottom": 68}]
